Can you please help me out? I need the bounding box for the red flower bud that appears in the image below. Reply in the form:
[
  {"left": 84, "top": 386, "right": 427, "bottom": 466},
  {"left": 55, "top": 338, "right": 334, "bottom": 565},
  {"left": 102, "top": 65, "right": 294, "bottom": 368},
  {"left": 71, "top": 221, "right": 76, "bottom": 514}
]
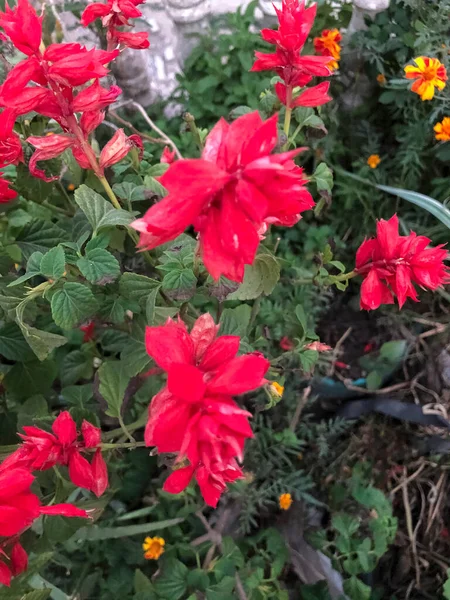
[{"left": 99, "top": 128, "right": 143, "bottom": 170}]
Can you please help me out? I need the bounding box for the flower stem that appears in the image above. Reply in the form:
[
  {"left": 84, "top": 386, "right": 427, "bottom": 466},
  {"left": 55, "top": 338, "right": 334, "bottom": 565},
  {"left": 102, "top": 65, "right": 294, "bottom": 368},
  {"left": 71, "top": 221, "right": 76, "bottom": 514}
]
[
  {"left": 118, "top": 414, "right": 135, "bottom": 443},
  {"left": 283, "top": 86, "right": 293, "bottom": 150},
  {"left": 101, "top": 441, "right": 147, "bottom": 450},
  {"left": 98, "top": 176, "right": 122, "bottom": 210},
  {"left": 332, "top": 269, "right": 358, "bottom": 282}
]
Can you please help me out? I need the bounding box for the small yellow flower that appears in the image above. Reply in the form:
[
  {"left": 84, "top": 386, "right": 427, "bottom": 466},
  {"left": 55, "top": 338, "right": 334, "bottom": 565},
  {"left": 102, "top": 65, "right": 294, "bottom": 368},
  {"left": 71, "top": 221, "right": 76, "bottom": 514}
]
[
  {"left": 367, "top": 154, "right": 381, "bottom": 169},
  {"left": 404, "top": 56, "right": 447, "bottom": 101},
  {"left": 434, "top": 117, "right": 450, "bottom": 141},
  {"left": 279, "top": 493, "right": 293, "bottom": 511},
  {"left": 269, "top": 381, "right": 284, "bottom": 398},
  {"left": 376, "top": 73, "right": 386, "bottom": 85},
  {"left": 67, "top": 183, "right": 75, "bottom": 192},
  {"left": 142, "top": 536, "right": 165, "bottom": 560},
  {"left": 45, "top": 131, "right": 55, "bottom": 136},
  {"left": 297, "top": 452, "right": 303, "bottom": 461}
]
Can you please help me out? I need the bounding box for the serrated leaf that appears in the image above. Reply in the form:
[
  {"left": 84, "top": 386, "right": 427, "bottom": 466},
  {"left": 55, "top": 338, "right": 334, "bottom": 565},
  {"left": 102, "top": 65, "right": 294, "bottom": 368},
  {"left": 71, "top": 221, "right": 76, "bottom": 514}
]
[
  {"left": 0, "top": 322, "right": 35, "bottom": 361},
  {"left": 16, "top": 301, "right": 67, "bottom": 361},
  {"left": 74, "top": 185, "right": 134, "bottom": 233},
  {"left": 343, "top": 576, "right": 371, "bottom": 600},
  {"left": 154, "top": 558, "right": 188, "bottom": 600},
  {"left": 98, "top": 360, "right": 131, "bottom": 418},
  {"left": 120, "top": 337, "right": 151, "bottom": 377},
  {"left": 146, "top": 287, "right": 160, "bottom": 325},
  {"left": 113, "top": 182, "right": 146, "bottom": 202},
  {"left": 4, "top": 360, "right": 57, "bottom": 399},
  {"left": 228, "top": 254, "right": 279, "bottom": 300},
  {"left": 77, "top": 248, "right": 120, "bottom": 284},
  {"left": 143, "top": 175, "right": 168, "bottom": 197},
  {"left": 61, "top": 349, "right": 93, "bottom": 386},
  {"left": 7, "top": 251, "right": 43, "bottom": 287},
  {"left": 313, "top": 162, "right": 333, "bottom": 193},
  {"left": 98, "top": 295, "right": 126, "bottom": 323},
  {"left": 51, "top": 282, "right": 98, "bottom": 330},
  {"left": 219, "top": 305, "right": 251, "bottom": 337},
  {"left": 119, "top": 273, "right": 160, "bottom": 305},
  {"left": 16, "top": 220, "right": 68, "bottom": 261},
  {"left": 40, "top": 246, "right": 66, "bottom": 279},
  {"left": 162, "top": 268, "right": 197, "bottom": 300}
]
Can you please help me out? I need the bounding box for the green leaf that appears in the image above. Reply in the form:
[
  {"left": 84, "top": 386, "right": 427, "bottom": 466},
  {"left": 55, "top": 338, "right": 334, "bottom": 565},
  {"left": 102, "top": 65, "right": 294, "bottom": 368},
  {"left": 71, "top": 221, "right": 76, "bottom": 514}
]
[
  {"left": 74, "top": 517, "right": 184, "bottom": 540},
  {"left": 162, "top": 268, "right": 197, "bottom": 300},
  {"left": 21, "top": 592, "right": 52, "bottom": 600},
  {"left": 113, "top": 182, "right": 146, "bottom": 203},
  {"left": 313, "top": 162, "right": 333, "bottom": 193},
  {"left": 366, "top": 370, "right": 383, "bottom": 390},
  {"left": 343, "top": 576, "right": 371, "bottom": 600},
  {"left": 186, "top": 569, "right": 209, "bottom": 592},
  {"left": 98, "top": 360, "right": 131, "bottom": 418},
  {"left": 16, "top": 220, "right": 68, "bottom": 261},
  {"left": 134, "top": 569, "right": 154, "bottom": 593},
  {"left": 295, "top": 304, "right": 308, "bottom": 336},
  {"left": 119, "top": 273, "right": 161, "bottom": 305},
  {"left": 219, "top": 305, "right": 251, "bottom": 337},
  {"left": 154, "top": 558, "right": 188, "bottom": 600},
  {"left": 17, "top": 394, "right": 48, "bottom": 428},
  {"left": 40, "top": 246, "right": 66, "bottom": 279},
  {"left": 61, "top": 349, "right": 93, "bottom": 386},
  {"left": 228, "top": 253, "right": 280, "bottom": 300},
  {"left": 380, "top": 340, "right": 407, "bottom": 364},
  {"left": 332, "top": 513, "right": 360, "bottom": 538},
  {"left": 443, "top": 569, "right": 450, "bottom": 599},
  {"left": 4, "top": 359, "right": 57, "bottom": 398},
  {"left": 16, "top": 301, "right": 67, "bottom": 361},
  {"left": 0, "top": 322, "right": 35, "bottom": 361},
  {"left": 77, "top": 248, "right": 120, "bottom": 284},
  {"left": 146, "top": 287, "right": 160, "bottom": 325},
  {"left": 143, "top": 175, "right": 168, "bottom": 197},
  {"left": 98, "top": 295, "right": 126, "bottom": 323},
  {"left": 300, "top": 581, "right": 332, "bottom": 600},
  {"left": 51, "top": 282, "right": 98, "bottom": 330},
  {"left": 74, "top": 185, "right": 134, "bottom": 233},
  {"left": 337, "top": 169, "right": 450, "bottom": 230},
  {"left": 7, "top": 251, "right": 43, "bottom": 287},
  {"left": 120, "top": 335, "right": 151, "bottom": 377}
]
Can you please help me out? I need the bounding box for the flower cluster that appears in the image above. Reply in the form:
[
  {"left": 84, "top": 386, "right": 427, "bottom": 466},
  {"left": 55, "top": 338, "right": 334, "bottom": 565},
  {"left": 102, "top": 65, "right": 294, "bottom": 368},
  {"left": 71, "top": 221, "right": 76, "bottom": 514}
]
[
  {"left": 144, "top": 314, "right": 270, "bottom": 507},
  {"left": 404, "top": 56, "right": 447, "bottom": 101},
  {"left": 0, "top": 0, "right": 142, "bottom": 183},
  {"left": 81, "top": 0, "right": 149, "bottom": 51},
  {"left": 313, "top": 28, "right": 342, "bottom": 71},
  {"left": 132, "top": 111, "right": 315, "bottom": 282},
  {"left": 0, "top": 468, "right": 88, "bottom": 586},
  {"left": 355, "top": 215, "right": 449, "bottom": 310},
  {"left": 1, "top": 411, "right": 108, "bottom": 497},
  {"left": 251, "top": 0, "right": 332, "bottom": 109}
]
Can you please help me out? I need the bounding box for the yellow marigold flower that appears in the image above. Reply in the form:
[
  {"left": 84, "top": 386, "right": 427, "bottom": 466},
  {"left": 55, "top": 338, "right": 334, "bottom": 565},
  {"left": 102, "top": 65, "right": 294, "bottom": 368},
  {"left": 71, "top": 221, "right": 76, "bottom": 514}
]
[
  {"left": 279, "top": 493, "right": 293, "bottom": 510},
  {"left": 269, "top": 381, "right": 284, "bottom": 398},
  {"left": 67, "top": 183, "right": 75, "bottom": 192},
  {"left": 314, "top": 29, "right": 342, "bottom": 72},
  {"left": 434, "top": 117, "right": 450, "bottom": 141},
  {"left": 376, "top": 73, "right": 386, "bottom": 85},
  {"left": 143, "top": 536, "right": 165, "bottom": 560},
  {"left": 367, "top": 154, "right": 381, "bottom": 169},
  {"left": 404, "top": 56, "right": 447, "bottom": 101}
]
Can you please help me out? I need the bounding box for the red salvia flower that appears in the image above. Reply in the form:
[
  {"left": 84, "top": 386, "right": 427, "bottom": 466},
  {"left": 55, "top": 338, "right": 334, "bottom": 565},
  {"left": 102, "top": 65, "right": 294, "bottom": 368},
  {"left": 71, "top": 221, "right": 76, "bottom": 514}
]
[
  {"left": 80, "top": 321, "right": 96, "bottom": 342},
  {"left": 0, "top": 109, "right": 23, "bottom": 167},
  {"left": 251, "top": 0, "right": 331, "bottom": 109},
  {"left": 144, "top": 314, "right": 270, "bottom": 507},
  {"left": 1, "top": 412, "right": 108, "bottom": 497},
  {"left": 132, "top": 111, "right": 314, "bottom": 282},
  {"left": 0, "top": 173, "right": 17, "bottom": 202},
  {"left": 355, "top": 214, "right": 449, "bottom": 310},
  {"left": 0, "top": 539, "right": 28, "bottom": 587},
  {"left": 161, "top": 146, "right": 176, "bottom": 164},
  {"left": 99, "top": 128, "right": 143, "bottom": 170},
  {"left": 81, "top": 0, "right": 149, "bottom": 51},
  {"left": 0, "top": 0, "right": 43, "bottom": 57}
]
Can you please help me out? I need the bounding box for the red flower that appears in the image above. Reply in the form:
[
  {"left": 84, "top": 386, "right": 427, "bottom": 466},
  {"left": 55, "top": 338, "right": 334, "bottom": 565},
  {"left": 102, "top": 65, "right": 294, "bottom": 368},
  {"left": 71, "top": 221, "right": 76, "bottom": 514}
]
[
  {"left": 0, "top": 109, "right": 23, "bottom": 167},
  {"left": 132, "top": 112, "right": 314, "bottom": 282},
  {"left": 0, "top": 468, "right": 88, "bottom": 539},
  {"left": 0, "top": 173, "right": 16, "bottom": 203},
  {"left": 144, "top": 314, "right": 270, "bottom": 507},
  {"left": 72, "top": 81, "right": 122, "bottom": 113},
  {"left": 355, "top": 214, "right": 449, "bottom": 310},
  {"left": 1, "top": 412, "right": 108, "bottom": 497},
  {"left": 80, "top": 321, "right": 95, "bottom": 342},
  {"left": 275, "top": 81, "right": 331, "bottom": 108},
  {"left": 0, "top": 0, "right": 42, "bottom": 57},
  {"left": 251, "top": 1, "right": 331, "bottom": 108},
  {"left": 99, "top": 128, "right": 143, "bottom": 170},
  {"left": 0, "top": 540, "right": 28, "bottom": 587},
  {"left": 27, "top": 134, "right": 74, "bottom": 182},
  {"left": 161, "top": 146, "right": 176, "bottom": 164},
  {"left": 111, "top": 29, "right": 150, "bottom": 50}
]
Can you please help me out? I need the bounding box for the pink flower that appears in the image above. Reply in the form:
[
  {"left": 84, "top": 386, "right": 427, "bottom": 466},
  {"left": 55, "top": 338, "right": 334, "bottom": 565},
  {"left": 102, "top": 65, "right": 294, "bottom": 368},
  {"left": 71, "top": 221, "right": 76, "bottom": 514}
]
[
  {"left": 144, "top": 314, "right": 270, "bottom": 507},
  {"left": 132, "top": 112, "right": 314, "bottom": 282},
  {"left": 356, "top": 214, "right": 449, "bottom": 310},
  {"left": 161, "top": 146, "right": 176, "bottom": 164}
]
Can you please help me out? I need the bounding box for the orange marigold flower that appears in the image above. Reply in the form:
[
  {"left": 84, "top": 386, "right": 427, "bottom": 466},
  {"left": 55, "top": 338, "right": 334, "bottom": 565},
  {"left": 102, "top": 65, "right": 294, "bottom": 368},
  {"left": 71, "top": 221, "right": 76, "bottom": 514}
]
[
  {"left": 67, "top": 183, "right": 75, "bottom": 191},
  {"left": 269, "top": 381, "right": 284, "bottom": 398},
  {"left": 314, "top": 29, "right": 342, "bottom": 72},
  {"left": 404, "top": 56, "right": 447, "bottom": 101},
  {"left": 434, "top": 117, "right": 450, "bottom": 141},
  {"left": 142, "top": 536, "right": 165, "bottom": 560},
  {"left": 376, "top": 73, "right": 386, "bottom": 85},
  {"left": 279, "top": 493, "right": 293, "bottom": 510},
  {"left": 367, "top": 154, "right": 381, "bottom": 169}
]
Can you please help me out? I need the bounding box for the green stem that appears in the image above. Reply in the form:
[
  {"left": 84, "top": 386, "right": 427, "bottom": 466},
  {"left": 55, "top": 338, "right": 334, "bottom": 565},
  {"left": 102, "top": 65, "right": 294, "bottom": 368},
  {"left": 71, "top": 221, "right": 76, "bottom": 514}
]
[
  {"left": 332, "top": 269, "right": 358, "bottom": 282},
  {"left": 118, "top": 414, "right": 135, "bottom": 443},
  {"left": 98, "top": 176, "right": 122, "bottom": 210},
  {"left": 282, "top": 86, "right": 293, "bottom": 150},
  {"left": 57, "top": 181, "right": 75, "bottom": 214},
  {"left": 101, "top": 441, "right": 147, "bottom": 450},
  {"left": 184, "top": 113, "right": 204, "bottom": 152}
]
